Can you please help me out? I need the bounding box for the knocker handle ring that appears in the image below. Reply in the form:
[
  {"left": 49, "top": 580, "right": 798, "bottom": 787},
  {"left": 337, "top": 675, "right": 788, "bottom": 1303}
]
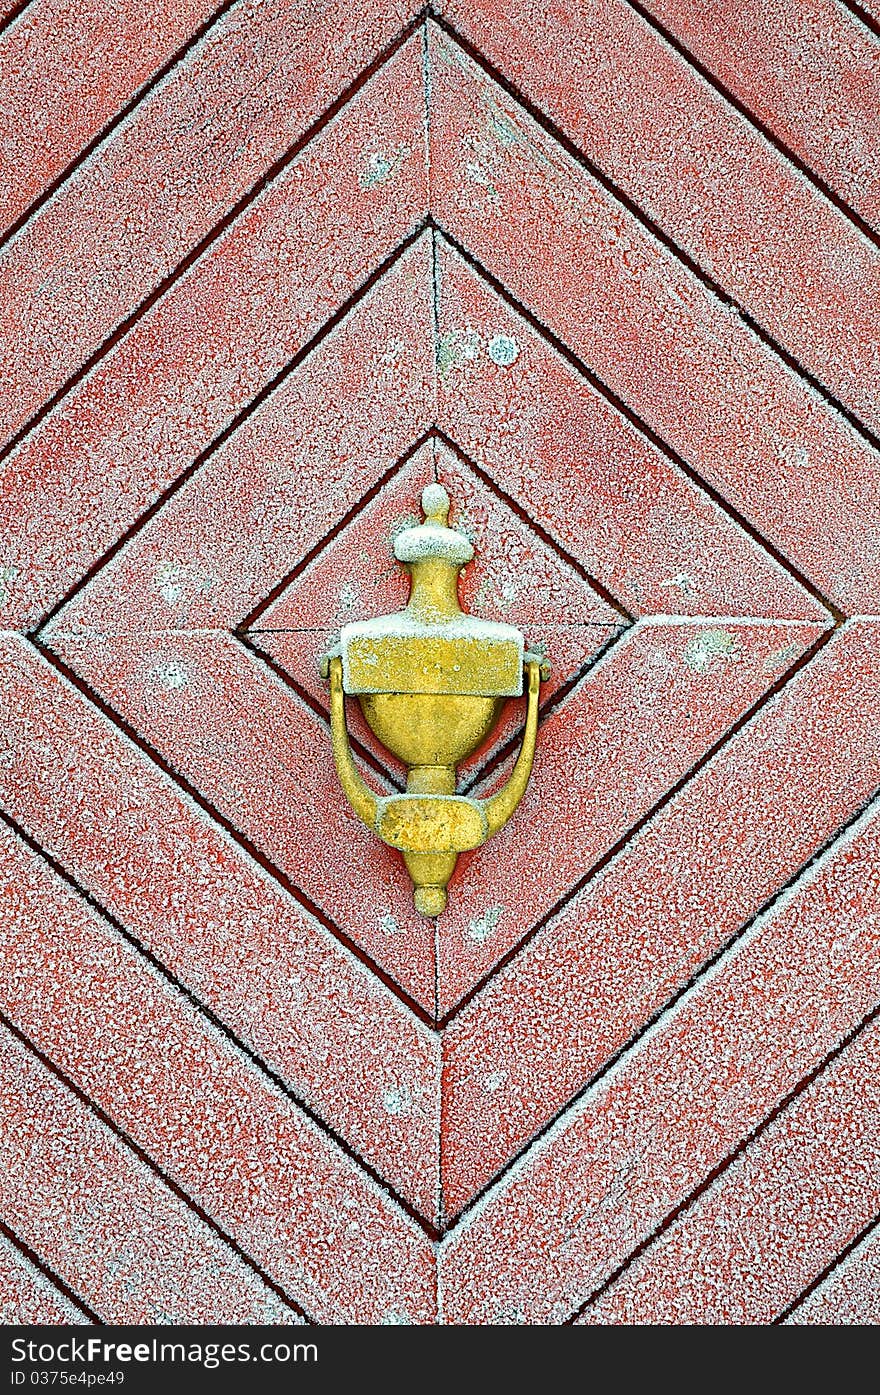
[{"left": 327, "top": 653, "right": 543, "bottom": 917}]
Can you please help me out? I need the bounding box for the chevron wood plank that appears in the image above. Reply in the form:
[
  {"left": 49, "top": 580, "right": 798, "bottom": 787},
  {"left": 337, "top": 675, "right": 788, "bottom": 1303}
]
[
  {"left": 0, "top": 1234, "right": 89, "bottom": 1325},
  {"left": 42, "top": 630, "right": 439, "bottom": 1011},
  {"left": 580, "top": 1014, "right": 880, "bottom": 1324},
  {"left": 432, "top": 10, "right": 880, "bottom": 437},
  {"left": 0, "top": 637, "right": 441, "bottom": 1214},
  {"left": 0, "top": 1023, "right": 304, "bottom": 1324},
  {"left": 638, "top": 0, "right": 880, "bottom": 234},
  {"left": 438, "top": 788, "right": 880, "bottom": 1324},
  {"left": 252, "top": 442, "right": 434, "bottom": 639},
  {"left": 0, "top": 0, "right": 220, "bottom": 237},
  {"left": 440, "top": 620, "right": 879, "bottom": 1216},
  {"left": 437, "top": 451, "right": 622, "bottom": 627},
  {"left": 0, "top": 833, "right": 437, "bottom": 1324},
  {"left": 786, "top": 1224, "right": 880, "bottom": 1325},
  {"left": 0, "top": 48, "right": 430, "bottom": 636},
  {"left": 256, "top": 438, "right": 621, "bottom": 634},
  {"left": 434, "top": 241, "right": 827, "bottom": 623},
  {"left": 0, "top": 2, "right": 421, "bottom": 450},
  {"left": 43, "top": 239, "right": 435, "bottom": 641},
  {"left": 435, "top": 618, "right": 825, "bottom": 1014},
  {"left": 427, "top": 26, "right": 880, "bottom": 616}
]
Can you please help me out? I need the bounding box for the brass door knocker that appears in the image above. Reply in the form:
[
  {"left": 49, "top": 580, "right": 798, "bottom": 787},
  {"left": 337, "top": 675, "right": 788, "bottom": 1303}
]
[{"left": 321, "top": 484, "right": 549, "bottom": 917}]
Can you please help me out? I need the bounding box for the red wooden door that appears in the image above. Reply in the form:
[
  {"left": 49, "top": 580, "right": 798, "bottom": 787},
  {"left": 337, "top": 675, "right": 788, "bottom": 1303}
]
[{"left": 3, "top": 0, "right": 880, "bottom": 1325}]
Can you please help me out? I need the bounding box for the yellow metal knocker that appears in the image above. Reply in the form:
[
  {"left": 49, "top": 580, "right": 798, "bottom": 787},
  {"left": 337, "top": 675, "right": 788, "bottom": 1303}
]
[{"left": 321, "top": 484, "right": 548, "bottom": 917}]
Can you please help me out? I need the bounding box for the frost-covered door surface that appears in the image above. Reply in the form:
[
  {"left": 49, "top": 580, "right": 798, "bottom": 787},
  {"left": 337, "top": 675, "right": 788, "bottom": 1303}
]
[{"left": 3, "top": 0, "right": 880, "bottom": 1325}]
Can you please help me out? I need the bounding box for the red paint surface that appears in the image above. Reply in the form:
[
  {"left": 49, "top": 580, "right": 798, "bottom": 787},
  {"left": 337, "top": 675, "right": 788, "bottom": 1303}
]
[
  {"left": 0, "top": 820, "right": 436, "bottom": 1323},
  {"left": 0, "top": 1234, "right": 89, "bottom": 1325},
  {"left": 433, "top": 241, "right": 826, "bottom": 623},
  {"left": 440, "top": 779, "right": 880, "bottom": 1320},
  {"left": 429, "top": 27, "right": 880, "bottom": 615},
  {"left": 0, "top": 4, "right": 419, "bottom": 447},
  {"left": 3, "top": 1, "right": 879, "bottom": 1324},
  {"left": 0, "top": 1022, "right": 306, "bottom": 1324},
  {"left": 436, "top": 618, "right": 825, "bottom": 1013},
  {"left": 441, "top": 621, "right": 880, "bottom": 1213},
  {"left": 786, "top": 1225, "right": 880, "bottom": 1325},
  {"left": 0, "top": 638, "right": 440, "bottom": 1218},
  {"left": 581, "top": 991, "right": 880, "bottom": 1323},
  {"left": 2, "top": 52, "right": 429, "bottom": 631},
  {"left": 437, "top": 6, "right": 880, "bottom": 434},
  {"left": 641, "top": 0, "right": 880, "bottom": 233},
  {"left": 40, "top": 238, "right": 434, "bottom": 639},
  {"left": 0, "top": 0, "right": 220, "bottom": 237}
]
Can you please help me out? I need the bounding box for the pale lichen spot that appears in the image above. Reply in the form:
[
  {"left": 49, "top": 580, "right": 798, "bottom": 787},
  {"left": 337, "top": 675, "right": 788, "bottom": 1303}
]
[
  {"left": 487, "top": 333, "right": 519, "bottom": 367},
  {"left": 436, "top": 327, "right": 480, "bottom": 379},
  {"left": 155, "top": 560, "right": 186, "bottom": 605},
  {"left": 777, "top": 441, "right": 811, "bottom": 470},
  {"left": 379, "top": 912, "right": 400, "bottom": 937},
  {"left": 154, "top": 560, "right": 213, "bottom": 607},
  {"left": 468, "top": 905, "right": 503, "bottom": 944},
  {"left": 359, "top": 146, "right": 407, "bottom": 190},
  {"left": 763, "top": 642, "right": 802, "bottom": 673},
  {"left": 465, "top": 158, "right": 500, "bottom": 203},
  {"left": 483, "top": 1070, "right": 507, "bottom": 1093},
  {"left": 381, "top": 1311, "right": 414, "bottom": 1324},
  {"left": 339, "top": 582, "right": 359, "bottom": 614},
  {"left": 382, "top": 1086, "right": 412, "bottom": 1117},
  {"left": 659, "top": 572, "right": 697, "bottom": 598},
  {"left": 150, "top": 660, "right": 189, "bottom": 690},
  {"left": 0, "top": 565, "right": 19, "bottom": 607},
  {"left": 381, "top": 337, "right": 405, "bottom": 365},
  {"left": 478, "top": 576, "right": 519, "bottom": 612},
  {"left": 683, "top": 628, "right": 741, "bottom": 674}
]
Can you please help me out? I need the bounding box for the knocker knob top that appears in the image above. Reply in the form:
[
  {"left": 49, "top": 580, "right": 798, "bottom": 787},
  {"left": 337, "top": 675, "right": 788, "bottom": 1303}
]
[
  {"left": 421, "top": 482, "right": 451, "bottom": 524},
  {"left": 394, "top": 482, "right": 474, "bottom": 568}
]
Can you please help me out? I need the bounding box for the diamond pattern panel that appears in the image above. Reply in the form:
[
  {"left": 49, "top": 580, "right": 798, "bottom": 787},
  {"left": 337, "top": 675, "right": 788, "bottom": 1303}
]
[{"left": 3, "top": 2, "right": 880, "bottom": 1324}]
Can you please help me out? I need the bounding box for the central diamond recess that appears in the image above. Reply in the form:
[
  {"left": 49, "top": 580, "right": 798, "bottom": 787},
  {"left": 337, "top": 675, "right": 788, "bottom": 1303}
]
[{"left": 242, "top": 436, "right": 629, "bottom": 787}]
